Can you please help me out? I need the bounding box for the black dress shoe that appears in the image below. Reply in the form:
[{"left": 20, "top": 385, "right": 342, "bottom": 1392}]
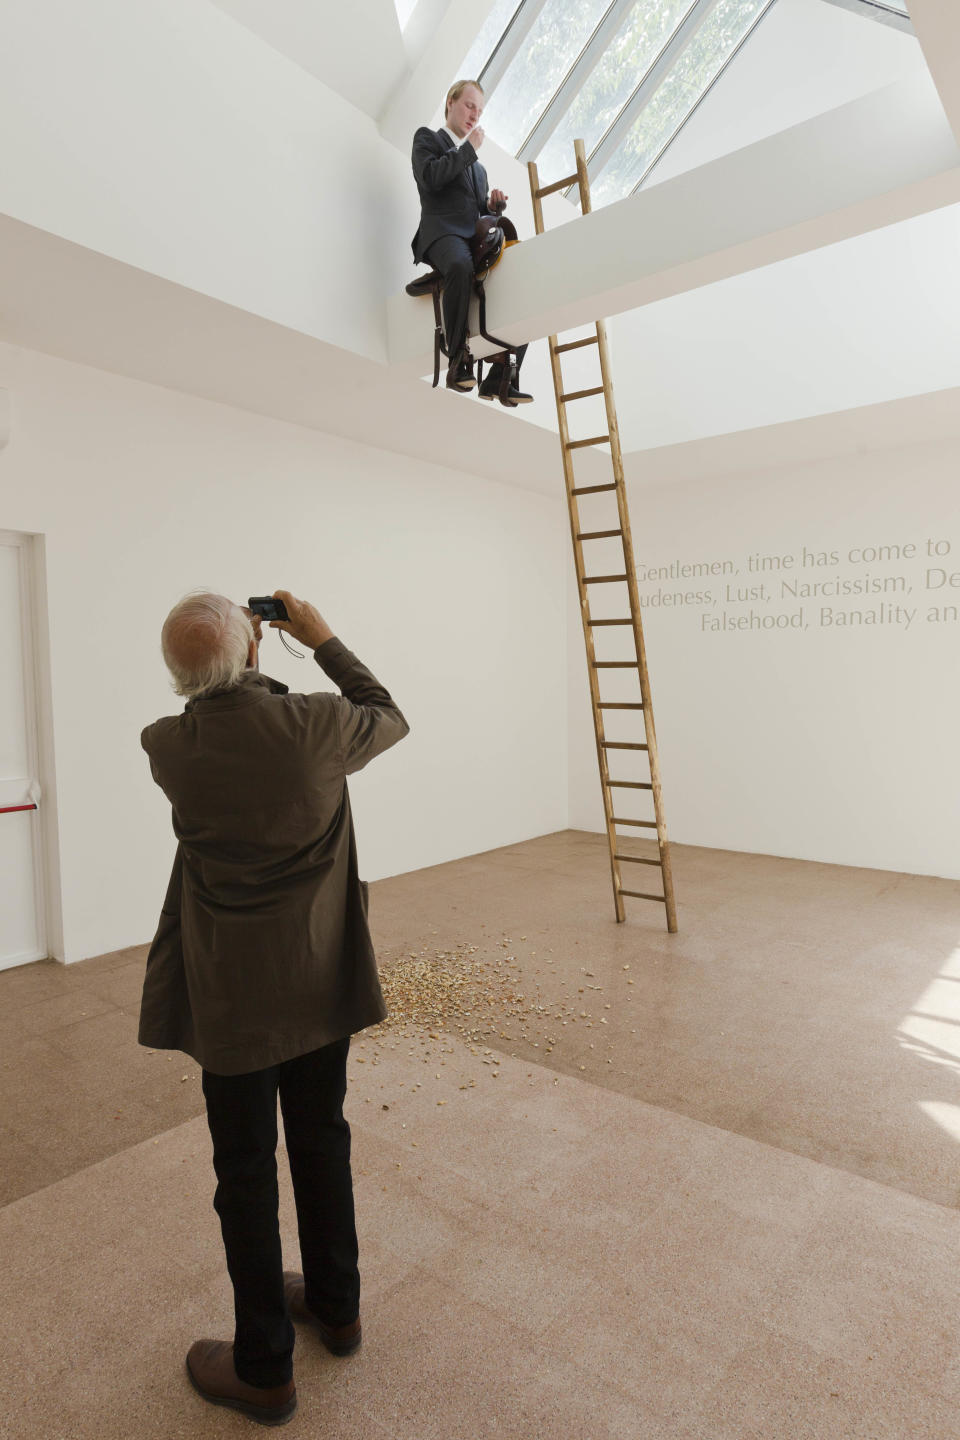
[
  {"left": 185, "top": 1339, "right": 297, "bottom": 1426},
  {"left": 445, "top": 356, "right": 476, "bottom": 391},
  {"left": 283, "top": 1271, "right": 362, "bottom": 1355},
  {"left": 478, "top": 364, "right": 533, "bottom": 406},
  {"left": 477, "top": 363, "right": 503, "bottom": 402}
]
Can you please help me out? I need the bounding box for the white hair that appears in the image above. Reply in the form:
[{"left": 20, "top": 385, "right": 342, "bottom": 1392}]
[{"left": 161, "top": 591, "right": 254, "bottom": 700}]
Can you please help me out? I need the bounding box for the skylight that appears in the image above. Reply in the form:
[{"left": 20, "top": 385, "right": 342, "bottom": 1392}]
[
  {"left": 534, "top": 0, "right": 694, "bottom": 180},
  {"left": 461, "top": 0, "right": 526, "bottom": 90},
  {"left": 475, "top": 1, "right": 614, "bottom": 155},
  {"left": 458, "top": 0, "right": 781, "bottom": 204},
  {"left": 590, "top": 0, "right": 775, "bottom": 203}
]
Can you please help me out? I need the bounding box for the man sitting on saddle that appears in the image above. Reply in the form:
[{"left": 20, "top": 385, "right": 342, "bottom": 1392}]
[{"left": 411, "top": 79, "right": 532, "bottom": 406}]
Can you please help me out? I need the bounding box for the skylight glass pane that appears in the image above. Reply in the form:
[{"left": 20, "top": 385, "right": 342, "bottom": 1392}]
[
  {"left": 479, "top": 0, "right": 613, "bottom": 156},
  {"left": 460, "top": 0, "right": 523, "bottom": 85},
  {"left": 537, "top": 0, "right": 693, "bottom": 182},
  {"left": 591, "top": 0, "right": 768, "bottom": 205}
]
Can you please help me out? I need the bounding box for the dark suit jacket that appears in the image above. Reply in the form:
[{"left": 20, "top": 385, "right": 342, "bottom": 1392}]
[
  {"left": 138, "top": 637, "right": 409, "bottom": 1076},
  {"left": 411, "top": 126, "right": 491, "bottom": 263}
]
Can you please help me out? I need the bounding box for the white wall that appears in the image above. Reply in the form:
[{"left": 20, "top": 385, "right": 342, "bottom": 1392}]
[
  {"left": 609, "top": 204, "right": 960, "bottom": 451},
  {"left": 0, "top": 342, "right": 567, "bottom": 963},
  {"left": 653, "top": 0, "right": 925, "bottom": 189},
  {"left": 0, "top": 0, "right": 415, "bottom": 361},
  {"left": 207, "top": 0, "right": 408, "bottom": 119},
  {"left": 569, "top": 434, "right": 960, "bottom": 879}
]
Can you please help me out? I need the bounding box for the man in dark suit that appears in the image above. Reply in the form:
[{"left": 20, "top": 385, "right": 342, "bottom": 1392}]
[
  {"left": 411, "top": 79, "right": 531, "bottom": 404},
  {"left": 139, "top": 588, "right": 409, "bottom": 1426}
]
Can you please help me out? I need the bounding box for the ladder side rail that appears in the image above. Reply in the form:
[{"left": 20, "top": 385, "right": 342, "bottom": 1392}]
[
  {"left": 593, "top": 314, "right": 677, "bottom": 932},
  {"left": 530, "top": 158, "right": 625, "bottom": 924},
  {"left": 574, "top": 142, "right": 679, "bottom": 933}
]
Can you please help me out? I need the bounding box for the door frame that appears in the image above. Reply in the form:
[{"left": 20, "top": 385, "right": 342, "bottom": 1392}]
[{"left": 0, "top": 528, "right": 51, "bottom": 968}]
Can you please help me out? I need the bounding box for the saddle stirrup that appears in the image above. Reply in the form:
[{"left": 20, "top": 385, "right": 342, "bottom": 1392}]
[{"left": 476, "top": 280, "right": 519, "bottom": 404}]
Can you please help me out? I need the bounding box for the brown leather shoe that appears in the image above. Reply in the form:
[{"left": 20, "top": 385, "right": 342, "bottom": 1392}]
[
  {"left": 185, "top": 1339, "right": 297, "bottom": 1426},
  {"left": 283, "top": 1271, "right": 362, "bottom": 1355}
]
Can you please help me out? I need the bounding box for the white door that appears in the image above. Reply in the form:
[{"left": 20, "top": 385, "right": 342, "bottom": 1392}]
[{"left": 0, "top": 531, "right": 46, "bottom": 969}]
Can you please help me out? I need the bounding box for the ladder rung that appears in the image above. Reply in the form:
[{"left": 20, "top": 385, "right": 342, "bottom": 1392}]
[
  {"left": 534, "top": 151, "right": 676, "bottom": 939},
  {"left": 555, "top": 337, "right": 599, "bottom": 354},
  {"left": 536, "top": 172, "right": 578, "bottom": 197},
  {"left": 561, "top": 386, "right": 605, "bottom": 403},
  {"left": 566, "top": 435, "right": 610, "bottom": 450}
]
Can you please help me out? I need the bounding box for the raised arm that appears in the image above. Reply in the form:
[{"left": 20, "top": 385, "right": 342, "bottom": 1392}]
[
  {"left": 271, "top": 590, "right": 409, "bottom": 774},
  {"left": 412, "top": 126, "right": 478, "bottom": 194}
]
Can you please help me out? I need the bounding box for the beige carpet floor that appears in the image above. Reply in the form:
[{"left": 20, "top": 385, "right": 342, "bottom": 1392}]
[
  {"left": 3, "top": 833, "right": 960, "bottom": 1437},
  {"left": 6, "top": 1035, "right": 960, "bottom": 1438}
]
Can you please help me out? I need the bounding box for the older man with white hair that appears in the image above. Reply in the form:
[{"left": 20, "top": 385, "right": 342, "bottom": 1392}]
[{"left": 139, "top": 589, "right": 409, "bottom": 1426}]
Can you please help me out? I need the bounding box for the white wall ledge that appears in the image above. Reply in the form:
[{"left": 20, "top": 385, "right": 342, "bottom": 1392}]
[{"left": 388, "top": 76, "right": 960, "bottom": 373}]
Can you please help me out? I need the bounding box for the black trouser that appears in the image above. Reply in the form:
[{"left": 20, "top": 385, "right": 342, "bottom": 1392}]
[
  {"left": 426, "top": 234, "right": 527, "bottom": 376},
  {"left": 201, "top": 1036, "right": 358, "bottom": 1388}
]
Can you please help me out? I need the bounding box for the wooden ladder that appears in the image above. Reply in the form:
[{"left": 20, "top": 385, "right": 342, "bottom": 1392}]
[{"left": 529, "top": 140, "right": 677, "bottom": 932}]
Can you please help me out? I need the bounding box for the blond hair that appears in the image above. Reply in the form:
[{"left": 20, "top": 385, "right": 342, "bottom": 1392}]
[{"left": 445, "top": 79, "right": 484, "bottom": 118}]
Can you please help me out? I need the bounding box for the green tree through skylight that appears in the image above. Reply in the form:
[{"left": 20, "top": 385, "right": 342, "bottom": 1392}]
[
  {"left": 458, "top": 0, "right": 778, "bottom": 206},
  {"left": 476, "top": 0, "right": 612, "bottom": 155},
  {"left": 536, "top": 0, "right": 693, "bottom": 182},
  {"left": 590, "top": 0, "right": 769, "bottom": 202}
]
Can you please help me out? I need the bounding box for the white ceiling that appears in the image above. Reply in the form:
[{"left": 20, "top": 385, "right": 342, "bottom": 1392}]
[
  {"left": 610, "top": 201, "right": 960, "bottom": 451},
  {"left": 613, "top": 0, "right": 960, "bottom": 450},
  {"left": 478, "top": 0, "right": 960, "bottom": 452},
  {"left": 0, "top": 213, "right": 601, "bottom": 499},
  {"left": 207, "top": 0, "right": 409, "bottom": 118},
  {"left": 4, "top": 0, "right": 959, "bottom": 485},
  {"left": 4, "top": 206, "right": 956, "bottom": 503},
  {"left": 623, "top": 383, "right": 960, "bottom": 491},
  {"left": 651, "top": 0, "right": 924, "bottom": 189}
]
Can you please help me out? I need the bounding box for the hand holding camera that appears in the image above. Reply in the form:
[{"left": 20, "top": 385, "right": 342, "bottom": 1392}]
[{"left": 248, "top": 592, "right": 334, "bottom": 652}]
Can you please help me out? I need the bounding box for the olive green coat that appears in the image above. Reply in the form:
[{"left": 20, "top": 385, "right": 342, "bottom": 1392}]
[{"left": 138, "top": 638, "right": 409, "bottom": 1075}]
